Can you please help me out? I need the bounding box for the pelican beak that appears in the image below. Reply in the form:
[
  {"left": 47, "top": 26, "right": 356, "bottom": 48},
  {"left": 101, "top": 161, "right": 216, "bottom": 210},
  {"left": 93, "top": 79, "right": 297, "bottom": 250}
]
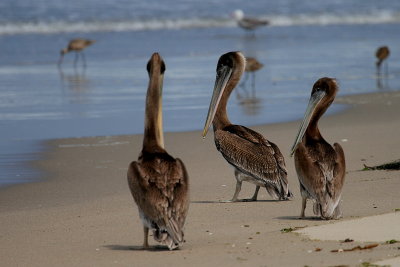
[
  {"left": 202, "top": 65, "right": 232, "bottom": 137},
  {"left": 290, "top": 90, "right": 326, "bottom": 156}
]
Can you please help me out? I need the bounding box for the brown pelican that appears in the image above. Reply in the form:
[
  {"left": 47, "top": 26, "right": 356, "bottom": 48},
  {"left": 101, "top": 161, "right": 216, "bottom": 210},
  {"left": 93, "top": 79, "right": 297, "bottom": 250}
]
[
  {"left": 127, "top": 53, "right": 189, "bottom": 250},
  {"left": 58, "top": 38, "right": 96, "bottom": 66},
  {"left": 203, "top": 51, "right": 292, "bottom": 202},
  {"left": 290, "top": 77, "right": 345, "bottom": 220},
  {"left": 375, "top": 46, "right": 390, "bottom": 74},
  {"left": 231, "top": 10, "right": 269, "bottom": 31}
]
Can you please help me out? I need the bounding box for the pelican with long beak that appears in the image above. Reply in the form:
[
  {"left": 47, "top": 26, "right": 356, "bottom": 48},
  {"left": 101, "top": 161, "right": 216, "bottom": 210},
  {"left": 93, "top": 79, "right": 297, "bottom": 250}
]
[
  {"left": 127, "top": 53, "right": 189, "bottom": 250},
  {"left": 290, "top": 77, "right": 346, "bottom": 220},
  {"left": 203, "top": 51, "right": 292, "bottom": 202}
]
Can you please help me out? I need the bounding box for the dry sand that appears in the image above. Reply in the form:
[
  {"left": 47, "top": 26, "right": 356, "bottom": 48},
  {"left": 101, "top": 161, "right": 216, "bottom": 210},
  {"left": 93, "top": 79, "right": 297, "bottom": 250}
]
[
  {"left": 1, "top": 90, "right": 400, "bottom": 267},
  {"left": 296, "top": 212, "right": 400, "bottom": 243}
]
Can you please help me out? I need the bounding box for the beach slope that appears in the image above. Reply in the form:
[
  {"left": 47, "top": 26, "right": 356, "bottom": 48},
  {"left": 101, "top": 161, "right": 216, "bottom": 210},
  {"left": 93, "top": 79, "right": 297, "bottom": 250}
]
[{"left": 1, "top": 91, "right": 400, "bottom": 266}]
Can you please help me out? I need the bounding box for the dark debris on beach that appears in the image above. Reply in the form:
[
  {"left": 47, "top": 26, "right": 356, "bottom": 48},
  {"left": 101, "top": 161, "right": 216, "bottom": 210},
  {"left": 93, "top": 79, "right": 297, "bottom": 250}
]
[{"left": 362, "top": 160, "right": 400, "bottom": 171}]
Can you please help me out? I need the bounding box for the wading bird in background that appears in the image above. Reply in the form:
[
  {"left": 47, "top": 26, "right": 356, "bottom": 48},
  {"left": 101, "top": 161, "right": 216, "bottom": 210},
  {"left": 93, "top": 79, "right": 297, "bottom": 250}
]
[
  {"left": 231, "top": 9, "right": 269, "bottom": 32},
  {"left": 290, "top": 77, "right": 345, "bottom": 220},
  {"left": 375, "top": 46, "right": 390, "bottom": 76},
  {"left": 58, "top": 39, "right": 95, "bottom": 67},
  {"left": 127, "top": 53, "right": 189, "bottom": 250},
  {"left": 203, "top": 52, "right": 292, "bottom": 202},
  {"left": 240, "top": 57, "right": 264, "bottom": 89}
]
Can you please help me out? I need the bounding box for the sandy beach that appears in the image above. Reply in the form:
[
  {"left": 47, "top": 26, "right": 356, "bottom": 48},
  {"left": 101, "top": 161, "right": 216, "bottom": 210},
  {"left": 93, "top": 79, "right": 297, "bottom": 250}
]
[{"left": 1, "top": 90, "right": 400, "bottom": 267}]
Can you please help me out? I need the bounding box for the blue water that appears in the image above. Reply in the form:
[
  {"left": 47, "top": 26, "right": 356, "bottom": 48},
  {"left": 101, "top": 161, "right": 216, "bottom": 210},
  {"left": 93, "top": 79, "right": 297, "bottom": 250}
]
[{"left": 1, "top": 0, "right": 400, "bottom": 187}]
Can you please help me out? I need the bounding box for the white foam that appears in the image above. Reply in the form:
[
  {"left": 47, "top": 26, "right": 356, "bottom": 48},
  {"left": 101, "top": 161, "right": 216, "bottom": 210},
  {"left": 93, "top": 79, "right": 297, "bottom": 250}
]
[
  {"left": 270, "top": 10, "right": 400, "bottom": 26},
  {"left": 1, "top": 10, "right": 399, "bottom": 35}
]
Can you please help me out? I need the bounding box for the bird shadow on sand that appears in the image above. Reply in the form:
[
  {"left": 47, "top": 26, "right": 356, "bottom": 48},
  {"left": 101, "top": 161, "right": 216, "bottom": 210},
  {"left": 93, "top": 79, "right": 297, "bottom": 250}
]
[
  {"left": 275, "top": 215, "right": 325, "bottom": 221},
  {"left": 192, "top": 199, "right": 280, "bottom": 204},
  {"left": 104, "top": 244, "right": 171, "bottom": 252}
]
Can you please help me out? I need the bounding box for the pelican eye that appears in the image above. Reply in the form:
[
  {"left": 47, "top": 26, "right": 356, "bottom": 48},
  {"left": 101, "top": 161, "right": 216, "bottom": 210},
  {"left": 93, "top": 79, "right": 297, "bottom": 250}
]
[
  {"left": 160, "top": 61, "right": 166, "bottom": 74},
  {"left": 146, "top": 61, "right": 151, "bottom": 73}
]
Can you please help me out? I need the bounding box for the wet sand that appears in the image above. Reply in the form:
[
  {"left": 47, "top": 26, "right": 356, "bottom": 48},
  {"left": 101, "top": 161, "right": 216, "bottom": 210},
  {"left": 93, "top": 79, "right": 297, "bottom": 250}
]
[{"left": 1, "top": 90, "right": 400, "bottom": 266}]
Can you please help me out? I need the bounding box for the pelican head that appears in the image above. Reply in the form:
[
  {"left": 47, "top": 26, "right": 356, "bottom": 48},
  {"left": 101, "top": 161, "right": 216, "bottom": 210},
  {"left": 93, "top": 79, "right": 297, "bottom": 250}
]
[
  {"left": 147, "top": 53, "right": 166, "bottom": 77},
  {"left": 144, "top": 52, "right": 166, "bottom": 149},
  {"left": 202, "top": 51, "right": 246, "bottom": 137},
  {"left": 231, "top": 9, "right": 244, "bottom": 20},
  {"left": 290, "top": 77, "right": 338, "bottom": 156}
]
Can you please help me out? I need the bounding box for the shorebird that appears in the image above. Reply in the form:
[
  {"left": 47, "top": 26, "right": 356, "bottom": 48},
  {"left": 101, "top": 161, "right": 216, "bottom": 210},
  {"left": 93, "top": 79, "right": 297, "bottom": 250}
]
[
  {"left": 290, "top": 77, "right": 346, "bottom": 220},
  {"left": 203, "top": 52, "right": 292, "bottom": 202},
  {"left": 375, "top": 46, "right": 390, "bottom": 74},
  {"left": 58, "top": 39, "right": 95, "bottom": 66},
  {"left": 127, "top": 53, "right": 189, "bottom": 250},
  {"left": 240, "top": 57, "right": 264, "bottom": 89},
  {"left": 231, "top": 9, "right": 269, "bottom": 31}
]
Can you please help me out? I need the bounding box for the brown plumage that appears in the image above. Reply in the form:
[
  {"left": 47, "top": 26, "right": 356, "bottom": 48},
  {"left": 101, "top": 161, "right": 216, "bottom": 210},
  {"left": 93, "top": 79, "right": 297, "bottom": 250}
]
[
  {"left": 290, "top": 77, "right": 346, "bottom": 220},
  {"left": 58, "top": 38, "right": 95, "bottom": 66},
  {"left": 375, "top": 46, "right": 390, "bottom": 68},
  {"left": 203, "top": 52, "right": 292, "bottom": 202},
  {"left": 127, "top": 53, "right": 189, "bottom": 250}
]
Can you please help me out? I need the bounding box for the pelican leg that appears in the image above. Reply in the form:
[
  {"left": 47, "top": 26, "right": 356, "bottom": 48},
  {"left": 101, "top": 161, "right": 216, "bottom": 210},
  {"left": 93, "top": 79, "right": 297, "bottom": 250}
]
[
  {"left": 250, "top": 186, "right": 260, "bottom": 201},
  {"left": 300, "top": 197, "right": 307, "bottom": 218},
  {"left": 230, "top": 180, "right": 242, "bottom": 202},
  {"left": 143, "top": 226, "right": 149, "bottom": 249}
]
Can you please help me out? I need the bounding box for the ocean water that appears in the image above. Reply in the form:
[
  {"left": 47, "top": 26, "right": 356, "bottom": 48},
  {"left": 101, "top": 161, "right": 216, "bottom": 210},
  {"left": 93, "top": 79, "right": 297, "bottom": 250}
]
[{"left": 1, "top": 0, "right": 400, "bottom": 187}]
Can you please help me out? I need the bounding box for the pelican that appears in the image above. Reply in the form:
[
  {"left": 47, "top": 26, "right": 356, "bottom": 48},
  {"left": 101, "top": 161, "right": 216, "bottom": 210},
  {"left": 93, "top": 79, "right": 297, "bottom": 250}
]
[
  {"left": 375, "top": 46, "right": 390, "bottom": 74},
  {"left": 203, "top": 51, "right": 292, "bottom": 202},
  {"left": 127, "top": 53, "right": 189, "bottom": 250},
  {"left": 290, "top": 77, "right": 345, "bottom": 220},
  {"left": 231, "top": 10, "right": 269, "bottom": 31},
  {"left": 58, "top": 38, "right": 95, "bottom": 66}
]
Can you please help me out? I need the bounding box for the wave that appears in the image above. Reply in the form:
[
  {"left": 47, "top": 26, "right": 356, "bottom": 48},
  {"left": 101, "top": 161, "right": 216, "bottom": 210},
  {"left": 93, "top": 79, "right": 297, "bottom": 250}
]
[
  {"left": 270, "top": 10, "right": 400, "bottom": 26},
  {"left": 1, "top": 11, "right": 399, "bottom": 35}
]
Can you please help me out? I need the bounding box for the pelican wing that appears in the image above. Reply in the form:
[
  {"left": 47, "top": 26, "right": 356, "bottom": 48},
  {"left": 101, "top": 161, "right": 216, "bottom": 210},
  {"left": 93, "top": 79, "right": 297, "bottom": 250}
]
[
  {"left": 215, "top": 125, "right": 290, "bottom": 197},
  {"left": 332, "top": 143, "right": 346, "bottom": 196},
  {"left": 127, "top": 152, "right": 189, "bottom": 249},
  {"left": 295, "top": 141, "right": 345, "bottom": 217}
]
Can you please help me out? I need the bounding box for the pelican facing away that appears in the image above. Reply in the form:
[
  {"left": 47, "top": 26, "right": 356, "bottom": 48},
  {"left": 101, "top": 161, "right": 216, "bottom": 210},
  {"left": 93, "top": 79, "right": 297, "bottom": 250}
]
[
  {"left": 290, "top": 77, "right": 345, "bottom": 220},
  {"left": 203, "top": 51, "right": 292, "bottom": 202},
  {"left": 58, "top": 38, "right": 95, "bottom": 66},
  {"left": 127, "top": 53, "right": 189, "bottom": 250}
]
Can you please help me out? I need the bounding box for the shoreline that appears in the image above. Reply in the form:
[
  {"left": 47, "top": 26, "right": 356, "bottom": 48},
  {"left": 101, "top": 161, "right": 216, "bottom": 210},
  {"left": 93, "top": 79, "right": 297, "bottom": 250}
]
[{"left": 1, "top": 90, "right": 400, "bottom": 266}]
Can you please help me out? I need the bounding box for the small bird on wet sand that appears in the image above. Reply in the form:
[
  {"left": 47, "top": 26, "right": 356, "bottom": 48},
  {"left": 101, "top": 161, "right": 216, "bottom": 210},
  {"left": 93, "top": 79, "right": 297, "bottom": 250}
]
[
  {"left": 203, "top": 51, "right": 292, "bottom": 202},
  {"left": 245, "top": 57, "right": 264, "bottom": 72},
  {"left": 375, "top": 46, "right": 390, "bottom": 74},
  {"left": 58, "top": 38, "right": 95, "bottom": 66},
  {"left": 231, "top": 9, "right": 269, "bottom": 31},
  {"left": 290, "top": 77, "right": 346, "bottom": 220},
  {"left": 240, "top": 57, "right": 264, "bottom": 88},
  {"left": 127, "top": 53, "right": 190, "bottom": 250}
]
